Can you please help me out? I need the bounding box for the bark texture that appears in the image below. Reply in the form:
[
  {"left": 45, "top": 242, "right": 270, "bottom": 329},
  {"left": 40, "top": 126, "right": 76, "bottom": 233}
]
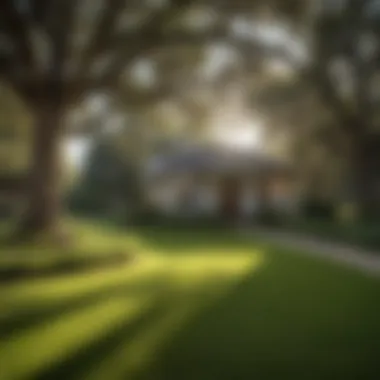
[{"left": 17, "top": 101, "right": 66, "bottom": 240}]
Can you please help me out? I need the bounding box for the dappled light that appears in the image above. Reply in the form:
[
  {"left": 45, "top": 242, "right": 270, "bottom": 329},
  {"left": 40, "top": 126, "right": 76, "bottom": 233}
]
[
  {"left": 0, "top": 227, "right": 263, "bottom": 380},
  {"left": 1, "top": 225, "right": 380, "bottom": 379},
  {"left": 1, "top": 297, "right": 148, "bottom": 380},
  {"left": 1, "top": 1, "right": 380, "bottom": 379}
]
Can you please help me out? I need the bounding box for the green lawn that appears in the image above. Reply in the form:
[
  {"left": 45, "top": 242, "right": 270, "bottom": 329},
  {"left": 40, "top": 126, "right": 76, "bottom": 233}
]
[{"left": 1, "top": 224, "right": 379, "bottom": 380}]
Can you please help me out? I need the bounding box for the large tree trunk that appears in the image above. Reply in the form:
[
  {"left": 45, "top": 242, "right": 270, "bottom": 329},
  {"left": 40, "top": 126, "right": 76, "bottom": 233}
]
[{"left": 17, "top": 102, "right": 66, "bottom": 241}]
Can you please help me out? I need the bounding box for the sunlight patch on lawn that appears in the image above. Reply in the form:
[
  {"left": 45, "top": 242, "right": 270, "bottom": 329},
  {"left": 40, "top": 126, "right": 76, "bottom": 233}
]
[
  {"left": 86, "top": 298, "right": 209, "bottom": 380},
  {"left": 1, "top": 248, "right": 263, "bottom": 320},
  {"left": 0, "top": 296, "right": 152, "bottom": 380},
  {"left": 0, "top": 256, "right": 161, "bottom": 309},
  {"left": 163, "top": 250, "right": 263, "bottom": 290},
  {"left": 0, "top": 228, "right": 265, "bottom": 380},
  {"left": 82, "top": 252, "right": 264, "bottom": 380},
  {"left": 166, "top": 250, "right": 262, "bottom": 276}
]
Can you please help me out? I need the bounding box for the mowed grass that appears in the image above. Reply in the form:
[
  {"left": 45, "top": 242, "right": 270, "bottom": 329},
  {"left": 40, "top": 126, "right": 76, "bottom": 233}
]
[{"left": 0, "top": 223, "right": 380, "bottom": 380}]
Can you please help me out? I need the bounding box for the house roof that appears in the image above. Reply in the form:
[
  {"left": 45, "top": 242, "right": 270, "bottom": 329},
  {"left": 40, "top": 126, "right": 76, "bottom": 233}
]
[{"left": 146, "top": 145, "right": 292, "bottom": 179}]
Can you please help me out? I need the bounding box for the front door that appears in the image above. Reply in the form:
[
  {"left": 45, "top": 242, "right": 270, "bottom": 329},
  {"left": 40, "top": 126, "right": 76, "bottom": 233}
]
[{"left": 220, "top": 177, "right": 241, "bottom": 221}]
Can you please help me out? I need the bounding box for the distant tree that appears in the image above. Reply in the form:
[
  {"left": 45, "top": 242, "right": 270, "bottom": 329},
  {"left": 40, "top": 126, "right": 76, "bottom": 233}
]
[
  {"left": 246, "top": 0, "right": 380, "bottom": 218},
  {"left": 312, "top": 0, "right": 380, "bottom": 217},
  {"left": 68, "top": 136, "right": 140, "bottom": 221}
]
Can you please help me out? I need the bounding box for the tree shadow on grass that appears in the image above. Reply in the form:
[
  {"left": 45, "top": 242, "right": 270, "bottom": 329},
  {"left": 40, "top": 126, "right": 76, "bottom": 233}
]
[
  {"left": 0, "top": 227, "right": 266, "bottom": 380},
  {"left": 137, "top": 270, "right": 269, "bottom": 380},
  {"left": 28, "top": 270, "right": 260, "bottom": 380},
  {"left": 0, "top": 251, "right": 133, "bottom": 284},
  {"left": 27, "top": 289, "right": 215, "bottom": 380},
  {"left": 0, "top": 278, "right": 167, "bottom": 342},
  {"left": 31, "top": 297, "right": 169, "bottom": 380}
]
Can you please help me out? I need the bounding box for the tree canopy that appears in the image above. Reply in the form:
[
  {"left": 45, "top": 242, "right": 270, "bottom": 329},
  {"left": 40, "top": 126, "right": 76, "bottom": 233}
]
[{"left": 3, "top": 0, "right": 380, "bottom": 235}]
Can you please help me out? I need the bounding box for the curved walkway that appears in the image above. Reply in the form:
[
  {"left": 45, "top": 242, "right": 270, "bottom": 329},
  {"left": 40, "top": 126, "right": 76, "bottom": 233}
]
[{"left": 241, "top": 227, "right": 380, "bottom": 277}]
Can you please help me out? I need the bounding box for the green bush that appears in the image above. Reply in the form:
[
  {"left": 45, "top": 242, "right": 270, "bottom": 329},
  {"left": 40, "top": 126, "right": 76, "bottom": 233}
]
[{"left": 300, "top": 198, "right": 335, "bottom": 220}]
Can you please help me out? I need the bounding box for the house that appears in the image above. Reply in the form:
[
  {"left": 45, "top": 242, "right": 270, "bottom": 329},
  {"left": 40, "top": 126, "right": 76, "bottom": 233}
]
[{"left": 144, "top": 145, "right": 299, "bottom": 220}]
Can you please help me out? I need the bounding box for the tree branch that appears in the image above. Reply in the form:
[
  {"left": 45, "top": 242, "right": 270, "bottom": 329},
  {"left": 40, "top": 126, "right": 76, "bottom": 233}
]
[
  {"left": 29, "top": 0, "right": 52, "bottom": 26},
  {"left": 354, "top": 59, "right": 374, "bottom": 126},
  {"left": 312, "top": 62, "right": 362, "bottom": 137},
  {"left": 94, "top": 0, "right": 196, "bottom": 89},
  {"left": 45, "top": 0, "right": 77, "bottom": 105},
  {"left": 1, "top": 0, "right": 35, "bottom": 71},
  {"left": 75, "top": 0, "right": 126, "bottom": 83}
]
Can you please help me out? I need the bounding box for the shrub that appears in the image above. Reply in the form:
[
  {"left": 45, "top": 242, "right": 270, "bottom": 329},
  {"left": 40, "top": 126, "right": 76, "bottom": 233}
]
[{"left": 300, "top": 198, "right": 335, "bottom": 220}]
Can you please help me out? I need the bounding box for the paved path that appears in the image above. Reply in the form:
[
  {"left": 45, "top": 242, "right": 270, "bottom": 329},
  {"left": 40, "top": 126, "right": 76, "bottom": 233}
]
[{"left": 241, "top": 228, "right": 380, "bottom": 277}]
